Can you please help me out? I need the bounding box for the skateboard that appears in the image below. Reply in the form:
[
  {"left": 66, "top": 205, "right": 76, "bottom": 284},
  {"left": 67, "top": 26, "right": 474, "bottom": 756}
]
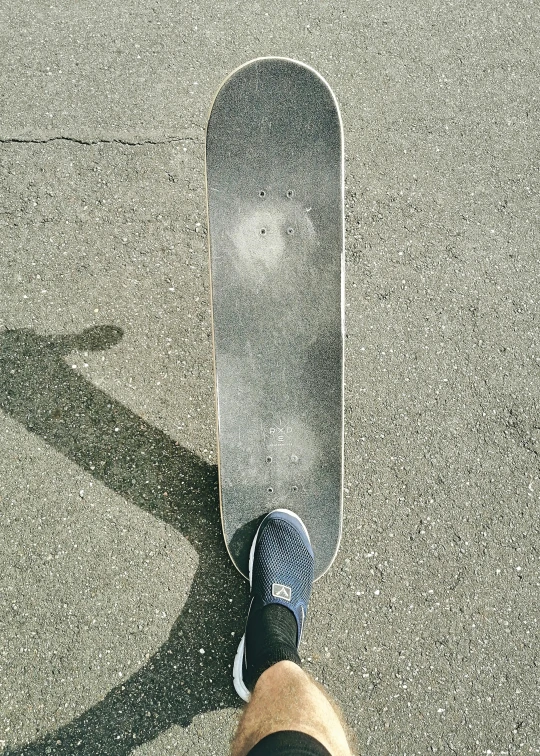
[{"left": 205, "top": 57, "right": 344, "bottom": 580}]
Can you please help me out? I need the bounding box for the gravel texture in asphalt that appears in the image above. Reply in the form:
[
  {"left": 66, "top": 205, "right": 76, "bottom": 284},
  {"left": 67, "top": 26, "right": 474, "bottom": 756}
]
[{"left": 1, "top": 1, "right": 538, "bottom": 754}]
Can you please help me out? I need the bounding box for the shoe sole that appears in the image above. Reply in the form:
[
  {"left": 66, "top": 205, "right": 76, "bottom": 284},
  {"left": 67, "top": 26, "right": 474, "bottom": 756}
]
[{"left": 233, "top": 509, "right": 311, "bottom": 702}]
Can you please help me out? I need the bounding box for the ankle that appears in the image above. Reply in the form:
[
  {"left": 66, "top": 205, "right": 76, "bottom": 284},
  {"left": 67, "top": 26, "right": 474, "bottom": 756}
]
[
  {"left": 245, "top": 604, "right": 301, "bottom": 692},
  {"left": 256, "top": 659, "right": 305, "bottom": 686}
]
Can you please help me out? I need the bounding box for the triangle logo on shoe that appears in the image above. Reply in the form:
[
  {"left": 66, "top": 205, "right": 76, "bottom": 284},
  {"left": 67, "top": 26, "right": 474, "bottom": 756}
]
[{"left": 272, "top": 583, "right": 292, "bottom": 601}]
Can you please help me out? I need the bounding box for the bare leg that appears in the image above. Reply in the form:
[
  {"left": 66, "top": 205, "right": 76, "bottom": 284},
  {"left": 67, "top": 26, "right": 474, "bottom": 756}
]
[{"left": 231, "top": 661, "right": 354, "bottom": 756}]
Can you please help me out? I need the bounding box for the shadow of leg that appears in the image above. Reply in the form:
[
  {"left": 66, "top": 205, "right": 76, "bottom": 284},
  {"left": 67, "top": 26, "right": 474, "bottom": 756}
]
[
  {"left": 7, "top": 547, "right": 246, "bottom": 755},
  {"left": 0, "top": 327, "right": 248, "bottom": 753}
]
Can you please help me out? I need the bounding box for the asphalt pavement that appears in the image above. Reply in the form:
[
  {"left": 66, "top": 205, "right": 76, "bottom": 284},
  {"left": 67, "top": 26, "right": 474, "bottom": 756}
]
[{"left": 1, "top": 1, "right": 539, "bottom": 754}]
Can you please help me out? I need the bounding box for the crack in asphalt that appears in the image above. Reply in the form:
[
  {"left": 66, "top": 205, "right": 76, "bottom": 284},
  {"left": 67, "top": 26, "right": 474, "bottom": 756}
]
[{"left": 0, "top": 136, "right": 202, "bottom": 146}]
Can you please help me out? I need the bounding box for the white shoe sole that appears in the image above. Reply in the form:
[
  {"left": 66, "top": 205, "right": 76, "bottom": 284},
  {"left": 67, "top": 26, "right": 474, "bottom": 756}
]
[{"left": 232, "top": 509, "right": 311, "bottom": 702}]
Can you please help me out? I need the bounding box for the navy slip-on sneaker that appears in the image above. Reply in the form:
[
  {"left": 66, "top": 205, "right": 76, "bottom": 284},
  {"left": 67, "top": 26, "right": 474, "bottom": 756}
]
[{"left": 233, "top": 508, "right": 315, "bottom": 702}]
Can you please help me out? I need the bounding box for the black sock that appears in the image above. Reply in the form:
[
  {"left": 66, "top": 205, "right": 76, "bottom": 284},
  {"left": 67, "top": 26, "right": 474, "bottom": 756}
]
[{"left": 244, "top": 601, "right": 302, "bottom": 692}]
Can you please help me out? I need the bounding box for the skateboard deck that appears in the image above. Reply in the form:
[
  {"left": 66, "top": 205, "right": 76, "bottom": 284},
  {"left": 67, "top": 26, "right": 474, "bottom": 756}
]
[{"left": 205, "top": 57, "right": 344, "bottom": 580}]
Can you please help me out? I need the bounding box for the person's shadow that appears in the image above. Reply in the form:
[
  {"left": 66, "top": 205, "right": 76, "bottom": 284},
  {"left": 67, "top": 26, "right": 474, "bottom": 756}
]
[{"left": 0, "top": 326, "right": 247, "bottom": 754}]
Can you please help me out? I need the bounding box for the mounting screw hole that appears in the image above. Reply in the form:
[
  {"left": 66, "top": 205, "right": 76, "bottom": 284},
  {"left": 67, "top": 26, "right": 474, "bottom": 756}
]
[
  {"left": 291, "top": 485, "right": 298, "bottom": 492},
  {"left": 260, "top": 228, "right": 267, "bottom": 236},
  {"left": 287, "top": 227, "right": 294, "bottom": 235},
  {"left": 259, "top": 190, "right": 266, "bottom": 198},
  {"left": 267, "top": 487, "right": 273, "bottom": 493},
  {"left": 286, "top": 189, "right": 294, "bottom": 198},
  {"left": 266, "top": 456, "right": 272, "bottom": 463}
]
